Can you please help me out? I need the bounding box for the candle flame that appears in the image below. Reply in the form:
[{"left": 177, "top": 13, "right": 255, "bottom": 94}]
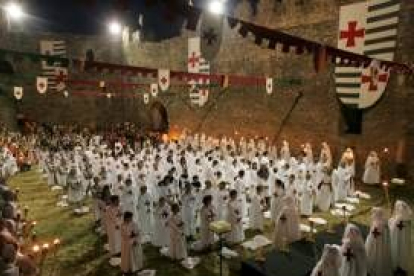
[
  {"left": 32, "top": 245, "right": 40, "bottom": 253},
  {"left": 383, "top": 181, "right": 389, "bottom": 187},
  {"left": 383, "top": 148, "right": 389, "bottom": 153},
  {"left": 42, "top": 243, "right": 49, "bottom": 249},
  {"left": 31, "top": 221, "right": 37, "bottom": 226},
  {"left": 53, "top": 238, "right": 60, "bottom": 245}
]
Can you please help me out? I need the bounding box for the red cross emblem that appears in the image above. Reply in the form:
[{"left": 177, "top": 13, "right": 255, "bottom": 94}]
[
  {"left": 340, "top": 21, "right": 365, "bottom": 48},
  {"left": 160, "top": 77, "right": 167, "bottom": 85},
  {"left": 361, "top": 66, "right": 388, "bottom": 91},
  {"left": 188, "top": 52, "right": 200, "bottom": 68},
  {"left": 55, "top": 70, "right": 67, "bottom": 83}
]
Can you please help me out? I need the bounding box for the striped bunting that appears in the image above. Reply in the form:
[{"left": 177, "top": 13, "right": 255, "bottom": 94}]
[{"left": 40, "top": 40, "right": 68, "bottom": 91}]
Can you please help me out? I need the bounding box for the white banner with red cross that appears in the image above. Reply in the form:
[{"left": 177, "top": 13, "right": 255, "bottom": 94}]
[
  {"left": 188, "top": 37, "right": 210, "bottom": 107},
  {"left": 335, "top": 0, "right": 400, "bottom": 109}
]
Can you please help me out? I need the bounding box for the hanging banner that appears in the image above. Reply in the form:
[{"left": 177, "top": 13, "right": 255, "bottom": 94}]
[
  {"left": 335, "top": 0, "right": 400, "bottom": 109},
  {"left": 39, "top": 40, "right": 68, "bottom": 91},
  {"left": 200, "top": 12, "right": 224, "bottom": 61},
  {"left": 143, "top": 93, "right": 150, "bottom": 104},
  {"left": 150, "top": 83, "right": 158, "bottom": 97},
  {"left": 266, "top": 77, "right": 273, "bottom": 94},
  {"left": 36, "top": 77, "right": 48, "bottom": 94},
  {"left": 14, "top": 87, "right": 23, "bottom": 100},
  {"left": 158, "top": 69, "right": 170, "bottom": 91},
  {"left": 188, "top": 37, "right": 201, "bottom": 73}
]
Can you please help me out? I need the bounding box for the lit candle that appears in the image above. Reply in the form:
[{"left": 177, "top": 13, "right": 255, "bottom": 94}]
[
  {"left": 42, "top": 243, "right": 49, "bottom": 250},
  {"left": 32, "top": 245, "right": 40, "bottom": 254},
  {"left": 383, "top": 147, "right": 389, "bottom": 153},
  {"left": 53, "top": 238, "right": 61, "bottom": 246}
]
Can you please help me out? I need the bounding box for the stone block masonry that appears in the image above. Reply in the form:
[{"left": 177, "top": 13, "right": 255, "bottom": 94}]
[{"left": 0, "top": 0, "right": 413, "bottom": 178}]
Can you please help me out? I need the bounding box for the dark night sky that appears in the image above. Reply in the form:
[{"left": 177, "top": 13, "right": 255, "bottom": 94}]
[{"left": 23, "top": 0, "right": 258, "bottom": 40}]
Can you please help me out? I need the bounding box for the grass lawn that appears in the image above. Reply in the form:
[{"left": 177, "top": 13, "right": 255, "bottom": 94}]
[{"left": 8, "top": 168, "right": 414, "bottom": 276}]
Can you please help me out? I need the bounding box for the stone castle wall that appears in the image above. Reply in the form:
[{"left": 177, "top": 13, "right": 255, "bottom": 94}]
[{"left": 0, "top": 0, "right": 413, "bottom": 175}]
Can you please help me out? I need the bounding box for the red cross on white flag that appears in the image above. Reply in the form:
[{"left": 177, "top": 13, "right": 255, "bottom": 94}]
[{"left": 158, "top": 69, "right": 170, "bottom": 92}]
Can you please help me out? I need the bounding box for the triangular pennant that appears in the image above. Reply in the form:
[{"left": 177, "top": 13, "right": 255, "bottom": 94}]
[
  {"left": 36, "top": 77, "right": 48, "bottom": 94},
  {"left": 150, "top": 83, "right": 158, "bottom": 97},
  {"left": 14, "top": 87, "right": 23, "bottom": 100},
  {"left": 266, "top": 77, "right": 273, "bottom": 94},
  {"left": 158, "top": 69, "right": 170, "bottom": 91}
]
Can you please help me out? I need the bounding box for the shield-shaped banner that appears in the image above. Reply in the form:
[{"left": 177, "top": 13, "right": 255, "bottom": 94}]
[
  {"left": 158, "top": 69, "right": 170, "bottom": 91},
  {"left": 143, "top": 93, "right": 150, "bottom": 104},
  {"left": 200, "top": 12, "right": 224, "bottom": 61},
  {"left": 335, "top": 0, "right": 400, "bottom": 109},
  {"left": 266, "top": 77, "right": 273, "bottom": 94},
  {"left": 55, "top": 67, "right": 68, "bottom": 92},
  {"left": 36, "top": 77, "right": 48, "bottom": 94},
  {"left": 150, "top": 83, "right": 158, "bottom": 97},
  {"left": 14, "top": 87, "right": 23, "bottom": 100}
]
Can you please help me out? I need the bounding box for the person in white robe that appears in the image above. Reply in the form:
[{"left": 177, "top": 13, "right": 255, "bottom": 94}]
[
  {"left": 362, "top": 151, "right": 381, "bottom": 185},
  {"left": 226, "top": 190, "right": 244, "bottom": 244},
  {"left": 181, "top": 183, "right": 197, "bottom": 238},
  {"left": 271, "top": 179, "right": 285, "bottom": 222},
  {"left": 199, "top": 195, "right": 216, "bottom": 250},
  {"left": 167, "top": 203, "right": 187, "bottom": 260},
  {"left": 316, "top": 167, "right": 333, "bottom": 212},
  {"left": 153, "top": 197, "right": 170, "bottom": 248},
  {"left": 273, "top": 195, "right": 301, "bottom": 249},
  {"left": 121, "top": 211, "right": 143, "bottom": 274},
  {"left": 120, "top": 179, "right": 137, "bottom": 219},
  {"left": 299, "top": 172, "right": 315, "bottom": 216},
  {"left": 136, "top": 186, "right": 153, "bottom": 238},
  {"left": 311, "top": 244, "right": 341, "bottom": 276},
  {"left": 249, "top": 185, "right": 265, "bottom": 231},
  {"left": 280, "top": 140, "right": 290, "bottom": 162},
  {"left": 320, "top": 142, "right": 333, "bottom": 169},
  {"left": 339, "top": 224, "right": 367, "bottom": 276},
  {"left": 67, "top": 167, "right": 84, "bottom": 206},
  {"left": 217, "top": 182, "right": 229, "bottom": 221},
  {"left": 106, "top": 195, "right": 122, "bottom": 257},
  {"left": 389, "top": 200, "right": 412, "bottom": 275},
  {"left": 365, "top": 207, "right": 392, "bottom": 276},
  {"left": 333, "top": 162, "right": 351, "bottom": 202}
]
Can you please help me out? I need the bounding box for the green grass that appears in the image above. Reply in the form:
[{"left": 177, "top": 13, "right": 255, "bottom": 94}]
[{"left": 8, "top": 168, "right": 414, "bottom": 276}]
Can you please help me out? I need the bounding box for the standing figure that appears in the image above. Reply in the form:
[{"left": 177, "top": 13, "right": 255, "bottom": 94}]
[
  {"left": 167, "top": 203, "right": 187, "bottom": 260},
  {"left": 67, "top": 167, "right": 83, "bottom": 206},
  {"left": 299, "top": 172, "right": 315, "bottom": 217},
  {"left": 249, "top": 185, "right": 265, "bottom": 231},
  {"left": 339, "top": 224, "right": 367, "bottom": 276},
  {"left": 120, "top": 211, "right": 143, "bottom": 274},
  {"left": 389, "top": 200, "right": 412, "bottom": 275},
  {"left": 106, "top": 195, "right": 122, "bottom": 257},
  {"left": 153, "top": 197, "right": 170, "bottom": 248},
  {"left": 317, "top": 167, "right": 333, "bottom": 212},
  {"left": 136, "top": 186, "right": 153, "bottom": 239},
  {"left": 365, "top": 207, "right": 392, "bottom": 276},
  {"left": 226, "top": 190, "right": 244, "bottom": 244},
  {"left": 311, "top": 244, "right": 341, "bottom": 276},
  {"left": 273, "top": 195, "right": 301, "bottom": 249},
  {"left": 362, "top": 151, "right": 381, "bottom": 185},
  {"left": 199, "top": 195, "right": 216, "bottom": 250},
  {"left": 181, "top": 183, "right": 197, "bottom": 239}
]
